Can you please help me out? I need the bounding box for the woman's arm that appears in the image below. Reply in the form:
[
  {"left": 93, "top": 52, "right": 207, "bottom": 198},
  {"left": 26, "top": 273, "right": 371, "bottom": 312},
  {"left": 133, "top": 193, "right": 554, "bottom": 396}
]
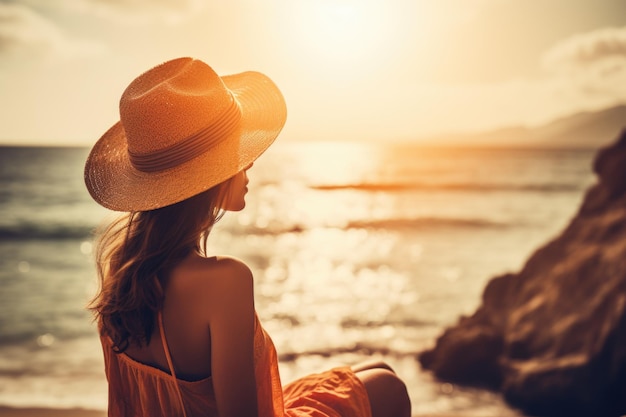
[{"left": 204, "top": 258, "right": 259, "bottom": 417}]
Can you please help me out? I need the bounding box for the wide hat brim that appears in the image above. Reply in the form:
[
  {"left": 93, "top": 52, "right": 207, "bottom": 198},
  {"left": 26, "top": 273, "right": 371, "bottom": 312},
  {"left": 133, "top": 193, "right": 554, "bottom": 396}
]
[{"left": 84, "top": 70, "right": 287, "bottom": 212}]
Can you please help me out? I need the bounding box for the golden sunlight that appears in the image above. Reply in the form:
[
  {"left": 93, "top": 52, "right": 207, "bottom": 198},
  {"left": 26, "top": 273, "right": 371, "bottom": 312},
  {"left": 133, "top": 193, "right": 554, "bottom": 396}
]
[
  {"left": 302, "top": 3, "right": 372, "bottom": 59},
  {"left": 286, "top": 1, "right": 397, "bottom": 78},
  {"left": 292, "top": 141, "right": 381, "bottom": 186}
]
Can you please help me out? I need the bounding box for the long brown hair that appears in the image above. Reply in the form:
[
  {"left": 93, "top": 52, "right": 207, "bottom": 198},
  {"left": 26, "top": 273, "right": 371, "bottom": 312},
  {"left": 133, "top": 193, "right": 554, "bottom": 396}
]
[{"left": 89, "top": 183, "right": 229, "bottom": 352}]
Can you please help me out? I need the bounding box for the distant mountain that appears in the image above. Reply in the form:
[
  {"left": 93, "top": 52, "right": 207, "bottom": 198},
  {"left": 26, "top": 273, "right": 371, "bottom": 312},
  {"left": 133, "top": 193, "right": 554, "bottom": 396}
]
[{"left": 426, "top": 104, "right": 626, "bottom": 149}]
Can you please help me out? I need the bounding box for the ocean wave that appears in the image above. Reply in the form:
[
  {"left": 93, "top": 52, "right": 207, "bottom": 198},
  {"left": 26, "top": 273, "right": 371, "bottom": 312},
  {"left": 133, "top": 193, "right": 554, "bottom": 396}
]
[
  {"left": 310, "top": 181, "right": 585, "bottom": 193},
  {"left": 0, "top": 328, "right": 95, "bottom": 349},
  {"left": 227, "top": 216, "right": 511, "bottom": 237},
  {"left": 278, "top": 342, "right": 420, "bottom": 362},
  {"left": 0, "top": 223, "right": 94, "bottom": 240},
  {"left": 0, "top": 216, "right": 506, "bottom": 241},
  {"left": 344, "top": 217, "right": 508, "bottom": 230},
  {"left": 340, "top": 317, "right": 435, "bottom": 328}
]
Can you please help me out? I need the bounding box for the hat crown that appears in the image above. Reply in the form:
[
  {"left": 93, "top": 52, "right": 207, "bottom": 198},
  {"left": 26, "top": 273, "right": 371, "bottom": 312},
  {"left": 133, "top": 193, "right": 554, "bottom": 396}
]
[{"left": 120, "top": 58, "right": 236, "bottom": 156}]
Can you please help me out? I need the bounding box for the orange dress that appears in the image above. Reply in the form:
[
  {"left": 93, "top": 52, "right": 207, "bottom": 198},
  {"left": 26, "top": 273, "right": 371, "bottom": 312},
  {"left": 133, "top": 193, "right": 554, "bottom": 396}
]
[{"left": 101, "top": 313, "right": 372, "bottom": 417}]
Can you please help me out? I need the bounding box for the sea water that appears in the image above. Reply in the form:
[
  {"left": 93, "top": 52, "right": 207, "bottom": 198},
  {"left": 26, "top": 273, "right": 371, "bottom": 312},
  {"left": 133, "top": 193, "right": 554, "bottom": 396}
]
[{"left": 0, "top": 142, "right": 596, "bottom": 415}]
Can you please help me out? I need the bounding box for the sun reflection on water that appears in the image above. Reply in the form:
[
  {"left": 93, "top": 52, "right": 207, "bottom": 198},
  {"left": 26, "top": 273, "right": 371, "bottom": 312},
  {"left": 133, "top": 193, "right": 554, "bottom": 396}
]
[{"left": 288, "top": 141, "right": 383, "bottom": 186}]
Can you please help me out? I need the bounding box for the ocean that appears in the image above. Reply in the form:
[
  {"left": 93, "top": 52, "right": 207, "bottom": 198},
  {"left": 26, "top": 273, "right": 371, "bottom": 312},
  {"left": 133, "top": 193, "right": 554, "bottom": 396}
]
[{"left": 0, "top": 141, "right": 596, "bottom": 416}]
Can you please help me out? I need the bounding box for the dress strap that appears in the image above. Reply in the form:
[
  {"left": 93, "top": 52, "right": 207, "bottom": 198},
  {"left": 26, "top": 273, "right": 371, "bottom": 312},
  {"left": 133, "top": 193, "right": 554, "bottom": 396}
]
[{"left": 158, "top": 310, "right": 188, "bottom": 417}]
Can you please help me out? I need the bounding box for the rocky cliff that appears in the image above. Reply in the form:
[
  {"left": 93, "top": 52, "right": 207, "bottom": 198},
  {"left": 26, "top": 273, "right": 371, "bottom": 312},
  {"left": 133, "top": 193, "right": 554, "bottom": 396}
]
[{"left": 419, "top": 130, "right": 626, "bottom": 417}]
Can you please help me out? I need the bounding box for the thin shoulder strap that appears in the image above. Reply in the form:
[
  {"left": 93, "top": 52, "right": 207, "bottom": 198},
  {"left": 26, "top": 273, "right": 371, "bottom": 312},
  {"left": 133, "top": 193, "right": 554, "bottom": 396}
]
[{"left": 158, "top": 310, "right": 188, "bottom": 417}]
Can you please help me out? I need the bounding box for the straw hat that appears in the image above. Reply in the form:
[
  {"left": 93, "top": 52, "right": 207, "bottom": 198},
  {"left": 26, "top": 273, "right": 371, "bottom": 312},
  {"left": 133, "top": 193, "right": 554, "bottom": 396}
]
[{"left": 84, "top": 57, "right": 287, "bottom": 211}]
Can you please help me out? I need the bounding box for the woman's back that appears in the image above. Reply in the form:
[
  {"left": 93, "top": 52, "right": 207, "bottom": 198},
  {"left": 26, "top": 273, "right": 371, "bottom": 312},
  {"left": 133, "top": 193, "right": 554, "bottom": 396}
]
[
  {"left": 124, "top": 254, "right": 253, "bottom": 381},
  {"left": 101, "top": 254, "right": 282, "bottom": 417}
]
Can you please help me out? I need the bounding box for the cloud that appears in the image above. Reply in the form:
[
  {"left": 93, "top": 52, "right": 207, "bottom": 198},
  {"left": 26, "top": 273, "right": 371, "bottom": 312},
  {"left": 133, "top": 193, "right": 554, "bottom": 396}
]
[
  {"left": 0, "top": 2, "right": 105, "bottom": 59},
  {"left": 34, "top": 0, "right": 208, "bottom": 25},
  {"left": 541, "top": 26, "right": 626, "bottom": 108},
  {"left": 543, "top": 26, "right": 626, "bottom": 69}
]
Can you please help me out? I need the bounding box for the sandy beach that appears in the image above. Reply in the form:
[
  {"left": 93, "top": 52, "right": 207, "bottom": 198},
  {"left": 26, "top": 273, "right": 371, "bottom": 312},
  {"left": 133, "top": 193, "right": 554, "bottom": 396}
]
[
  {"left": 0, "top": 407, "right": 106, "bottom": 417},
  {"left": 0, "top": 406, "right": 471, "bottom": 417}
]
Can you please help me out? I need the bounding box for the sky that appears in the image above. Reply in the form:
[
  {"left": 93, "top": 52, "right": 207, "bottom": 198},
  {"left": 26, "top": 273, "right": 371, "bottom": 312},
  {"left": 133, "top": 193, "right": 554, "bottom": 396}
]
[{"left": 1, "top": 0, "right": 626, "bottom": 146}]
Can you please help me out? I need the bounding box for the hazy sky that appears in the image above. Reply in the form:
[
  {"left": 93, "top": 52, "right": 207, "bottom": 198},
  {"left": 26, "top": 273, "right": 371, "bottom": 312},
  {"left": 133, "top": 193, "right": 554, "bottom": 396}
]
[{"left": 1, "top": 0, "right": 626, "bottom": 146}]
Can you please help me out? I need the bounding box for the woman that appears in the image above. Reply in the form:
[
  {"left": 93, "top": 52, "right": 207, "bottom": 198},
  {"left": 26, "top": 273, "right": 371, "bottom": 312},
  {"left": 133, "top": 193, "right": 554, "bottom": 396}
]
[{"left": 85, "top": 57, "right": 411, "bottom": 417}]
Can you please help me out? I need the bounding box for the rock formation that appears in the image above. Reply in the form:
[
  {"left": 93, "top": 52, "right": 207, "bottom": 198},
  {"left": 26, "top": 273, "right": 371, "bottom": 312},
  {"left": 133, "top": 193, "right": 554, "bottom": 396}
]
[{"left": 419, "top": 130, "right": 626, "bottom": 417}]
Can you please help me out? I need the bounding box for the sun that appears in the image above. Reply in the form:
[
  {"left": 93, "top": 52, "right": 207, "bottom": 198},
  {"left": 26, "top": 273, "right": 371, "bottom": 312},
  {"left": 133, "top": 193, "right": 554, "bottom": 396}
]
[
  {"left": 286, "top": 1, "right": 395, "bottom": 77},
  {"left": 304, "top": 3, "right": 372, "bottom": 59}
]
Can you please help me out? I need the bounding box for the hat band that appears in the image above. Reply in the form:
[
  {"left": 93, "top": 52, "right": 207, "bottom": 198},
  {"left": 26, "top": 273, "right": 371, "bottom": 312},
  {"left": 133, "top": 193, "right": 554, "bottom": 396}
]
[{"left": 128, "top": 95, "right": 242, "bottom": 173}]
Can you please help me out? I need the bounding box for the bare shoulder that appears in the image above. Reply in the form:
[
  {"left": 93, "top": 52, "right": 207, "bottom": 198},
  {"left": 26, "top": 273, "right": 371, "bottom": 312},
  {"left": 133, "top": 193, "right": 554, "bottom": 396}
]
[
  {"left": 169, "top": 254, "right": 254, "bottom": 319},
  {"left": 201, "top": 255, "right": 253, "bottom": 293},
  {"left": 176, "top": 254, "right": 253, "bottom": 285}
]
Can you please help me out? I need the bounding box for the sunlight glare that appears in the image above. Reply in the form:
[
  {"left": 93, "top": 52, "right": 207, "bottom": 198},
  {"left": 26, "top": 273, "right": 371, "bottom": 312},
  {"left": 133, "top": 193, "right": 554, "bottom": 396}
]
[
  {"left": 295, "top": 141, "right": 380, "bottom": 186},
  {"left": 288, "top": 1, "right": 394, "bottom": 77},
  {"left": 312, "top": 3, "right": 365, "bottom": 54}
]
